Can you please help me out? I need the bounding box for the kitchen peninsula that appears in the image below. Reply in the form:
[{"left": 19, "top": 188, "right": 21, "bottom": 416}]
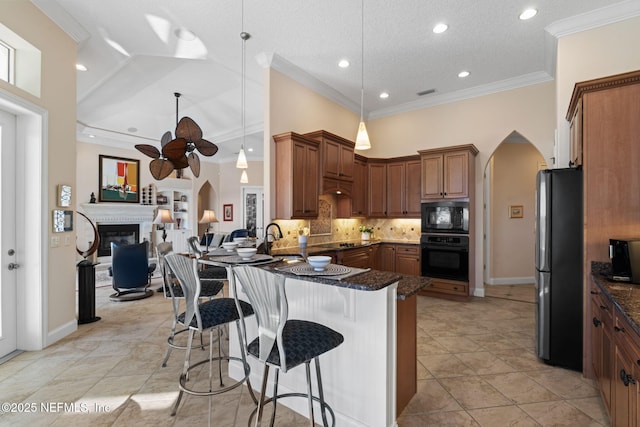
[{"left": 207, "top": 255, "right": 430, "bottom": 427}]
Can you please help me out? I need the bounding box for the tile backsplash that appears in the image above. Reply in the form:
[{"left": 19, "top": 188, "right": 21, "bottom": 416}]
[{"left": 270, "top": 196, "right": 420, "bottom": 249}]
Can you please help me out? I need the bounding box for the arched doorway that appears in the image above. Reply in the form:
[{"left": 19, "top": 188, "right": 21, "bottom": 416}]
[
  {"left": 483, "top": 131, "right": 545, "bottom": 302},
  {"left": 197, "top": 181, "right": 217, "bottom": 237}
]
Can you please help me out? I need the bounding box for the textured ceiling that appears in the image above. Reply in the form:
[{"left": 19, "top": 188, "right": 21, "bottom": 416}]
[{"left": 35, "top": 0, "right": 636, "bottom": 163}]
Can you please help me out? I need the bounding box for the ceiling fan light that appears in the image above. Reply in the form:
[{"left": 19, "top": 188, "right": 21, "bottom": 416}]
[
  {"left": 236, "top": 146, "right": 248, "bottom": 168},
  {"left": 355, "top": 121, "right": 371, "bottom": 150},
  {"left": 240, "top": 169, "right": 249, "bottom": 183}
]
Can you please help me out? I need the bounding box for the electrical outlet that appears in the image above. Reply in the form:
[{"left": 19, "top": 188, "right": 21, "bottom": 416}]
[
  {"left": 64, "top": 235, "right": 71, "bottom": 246},
  {"left": 51, "top": 236, "right": 60, "bottom": 248}
]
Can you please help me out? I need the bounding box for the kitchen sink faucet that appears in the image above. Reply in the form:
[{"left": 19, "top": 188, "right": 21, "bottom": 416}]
[{"left": 263, "top": 223, "right": 283, "bottom": 255}]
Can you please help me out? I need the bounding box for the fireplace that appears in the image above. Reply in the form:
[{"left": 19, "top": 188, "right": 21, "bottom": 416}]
[{"left": 97, "top": 224, "right": 140, "bottom": 257}]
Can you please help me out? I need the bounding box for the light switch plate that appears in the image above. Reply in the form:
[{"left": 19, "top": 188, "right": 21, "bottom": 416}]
[{"left": 51, "top": 236, "right": 60, "bottom": 248}]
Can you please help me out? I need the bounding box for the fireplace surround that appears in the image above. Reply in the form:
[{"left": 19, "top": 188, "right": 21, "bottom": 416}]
[{"left": 79, "top": 203, "right": 156, "bottom": 262}]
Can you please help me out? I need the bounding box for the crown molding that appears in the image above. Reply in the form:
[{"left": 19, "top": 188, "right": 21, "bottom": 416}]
[
  {"left": 31, "top": 0, "right": 90, "bottom": 44},
  {"left": 546, "top": 0, "right": 640, "bottom": 38},
  {"left": 368, "top": 72, "right": 553, "bottom": 120}
]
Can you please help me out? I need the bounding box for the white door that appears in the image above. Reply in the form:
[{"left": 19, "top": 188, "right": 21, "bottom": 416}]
[
  {"left": 242, "top": 186, "right": 264, "bottom": 238},
  {"left": 0, "top": 108, "right": 17, "bottom": 358}
]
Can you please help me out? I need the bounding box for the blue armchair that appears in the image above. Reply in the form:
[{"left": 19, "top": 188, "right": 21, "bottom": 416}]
[
  {"left": 109, "top": 241, "right": 154, "bottom": 301},
  {"left": 225, "top": 229, "right": 249, "bottom": 242}
]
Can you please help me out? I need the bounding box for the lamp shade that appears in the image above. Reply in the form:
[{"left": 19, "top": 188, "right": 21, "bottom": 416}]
[
  {"left": 355, "top": 121, "right": 371, "bottom": 150},
  {"left": 199, "top": 209, "right": 218, "bottom": 224},
  {"left": 153, "top": 208, "right": 174, "bottom": 224},
  {"left": 240, "top": 169, "right": 249, "bottom": 183},
  {"left": 236, "top": 147, "right": 248, "bottom": 169}
]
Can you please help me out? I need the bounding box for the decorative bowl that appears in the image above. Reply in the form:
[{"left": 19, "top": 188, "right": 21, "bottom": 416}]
[
  {"left": 236, "top": 247, "right": 257, "bottom": 260},
  {"left": 307, "top": 256, "right": 332, "bottom": 271},
  {"left": 222, "top": 242, "right": 239, "bottom": 252}
]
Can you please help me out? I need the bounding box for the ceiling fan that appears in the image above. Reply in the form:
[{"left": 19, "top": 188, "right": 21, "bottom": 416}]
[{"left": 135, "top": 93, "right": 219, "bottom": 180}]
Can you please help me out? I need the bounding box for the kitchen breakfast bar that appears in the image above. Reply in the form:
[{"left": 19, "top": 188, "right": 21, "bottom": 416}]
[{"left": 201, "top": 256, "right": 429, "bottom": 427}]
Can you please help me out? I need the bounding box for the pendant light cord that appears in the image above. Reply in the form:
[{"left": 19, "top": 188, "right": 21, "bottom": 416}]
[
  {"left": 240, "top": 0, "right": 249, "bottom": 151},
  {"left": 360, "top": 0, "right": 365, "bottom": 122}
]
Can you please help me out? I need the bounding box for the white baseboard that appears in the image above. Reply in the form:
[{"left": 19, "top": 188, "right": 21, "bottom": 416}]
[
  {"left": 46, "top": 319, "right": 78, "bottom": 347},
  {"left": 486, "top": 276, "right": 535, "bottom": 285},
  {"left": 473, "top": 288, "right": 485, "bottom": 297}
]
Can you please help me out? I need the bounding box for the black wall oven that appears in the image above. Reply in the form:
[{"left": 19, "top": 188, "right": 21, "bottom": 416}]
[{"left": 421, "top": 234, "right": 469, "bottom": 281}]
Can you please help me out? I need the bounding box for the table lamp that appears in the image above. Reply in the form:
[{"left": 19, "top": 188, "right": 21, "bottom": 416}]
[
  {"left": 199, "top": 209, "right": 219, "bottom": 252},
  {"left": 153, "top": 208, "right": 174, "bottom": 242}
]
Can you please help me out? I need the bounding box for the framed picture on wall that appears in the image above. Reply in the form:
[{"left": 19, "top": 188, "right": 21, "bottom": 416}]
[
  {"left": 98, "top": 155, "right": 140, "bottom": 203},
  {"left": 223, "top": 204, "right": 233, "bottom": 221},
  {"left": 509, "top": 205, "right": 524, "bottom": 219}
]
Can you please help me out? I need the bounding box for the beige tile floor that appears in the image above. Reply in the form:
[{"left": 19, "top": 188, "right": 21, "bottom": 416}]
[{"left": 0, "top": 278, "right": 609, "bottom": 426}]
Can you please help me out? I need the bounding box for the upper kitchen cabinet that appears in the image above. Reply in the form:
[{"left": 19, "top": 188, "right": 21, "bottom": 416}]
[
  {"left": 367, "top": 159, "right": 388, "bottom": 218},
  {"left": 273, "top": 132, "right": 320, "bottom": 219},
  {"left": 419, "top": 145, "right": 478, "bottom": 200},
  {"left": 305, "top": 130, "right": 355, "bottom": 196},
  {"left": 569, "top": 98, "right": 583, "bottom": 168},
  {"left": 387, "top": 156, "right": 421, "bottom": 218},
  {"left": 336, "top": 154, "right": 368, "bottom": 218}
]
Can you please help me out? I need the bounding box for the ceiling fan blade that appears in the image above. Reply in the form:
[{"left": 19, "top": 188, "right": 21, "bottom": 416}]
[
  {"left": 134, "top": 144, "right": 160, "bottom": 159},
  {"left": 149, "top": 159, "right": 175, "bottom": 180},
  {"left": 160, "top": 131, "right": 173, "bottom": 147},
  {"left": 175, "top": 116, "right": 202, "bottom": 142},
  {"left": 187, "top": 153, "right": 200, "bottom": 177},
  {"left": 162, "top": 138, "right": 187, "bottom": 160},
  {"left": 195, "top": 139, "right": 219, "bottom": 157},
  {"left": 171, "top": 155, "right": 189, "bottom": 169}
]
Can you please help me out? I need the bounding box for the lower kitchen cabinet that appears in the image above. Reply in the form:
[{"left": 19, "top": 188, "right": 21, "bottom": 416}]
[
  {"left": 591, "top": 277, "right": 640, "bottom": 426},
  {"left": 338, "top": 246, "right": 374, "bottom": 269},
  {"left": 375, "top": 243, "right": 420, "bottom": 275},
  {"left": 422, "top": 278, "right": 468, "bottom": 298}
]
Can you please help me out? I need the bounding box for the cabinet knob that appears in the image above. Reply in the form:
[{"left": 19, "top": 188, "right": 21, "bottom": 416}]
[
  {"left": 615, "top": 326, "right": 626, "bottom": 333},
  {"left": 590, "top": 290, "right": 599, "bottom": 295},
  {"left": 592, "top": 317, "right": 602, "bottom": 327},
  {"left": 620, "top": 369, "right": 636, "bottom": 386},
  {"left": 600, "top": 305, "right": 608, "bottom": 311}
]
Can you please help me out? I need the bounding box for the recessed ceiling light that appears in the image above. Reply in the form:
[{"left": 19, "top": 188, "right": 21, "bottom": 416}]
[
  {"left": 76, "top": 64, "right": 87, "bottom": 71},
  {"left": 174, "top": 28, "right": 196, "bottom": 41},
  {"left": 519, "top": 8, "right": 538, "bottom": 20},
  {"left": 458, "top": 71, "right": 470, "bottom": 78},
  {"left": 379, "top": 92, "right": 389, "bottom": 99},
  {"left": 127, "top": 127, "right": 138, "bottom": 133},
  {"left": 88, "top": 134, "right": 95, "bottom": 138},
  {"left": 338, "top": 59, "right": 350, "bottom": 68},
  {"left": 248, "top": 148, "right": 254, "bottom": 152},
  {"left": 433, "top": 23, "right": 448, "bottom": 34}
]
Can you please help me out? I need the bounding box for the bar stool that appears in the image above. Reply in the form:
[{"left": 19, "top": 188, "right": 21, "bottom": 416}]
[
  {"left": 231, "top": 265, "right": 344, "bottom": 427},
  {"left": 157, "top": 243, "right": 225, "bottom": 367},
  {"left": 164, "top": 253, "right": 257, "bottom": 417}
]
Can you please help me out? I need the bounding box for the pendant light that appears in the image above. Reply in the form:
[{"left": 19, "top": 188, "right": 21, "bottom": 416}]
[
  {"left": 236, "top": 0, "right": 250, "bottom": 171},
  {"left": 355, "top": 0, "right": 371, "bottom": 150},
  {"left": 240, "top": 169, "right": 249, "bottom": 183}
]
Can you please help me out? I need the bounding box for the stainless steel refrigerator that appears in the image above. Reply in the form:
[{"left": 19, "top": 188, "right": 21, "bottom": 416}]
[{"left": 535, "top": 168, "right": 583, "bottom": 371}]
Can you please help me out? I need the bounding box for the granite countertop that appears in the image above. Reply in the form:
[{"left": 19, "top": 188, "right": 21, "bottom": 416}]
[
  {"left": 202, "top": 257, "right": 430, "bottom": 300},
  {"left": 591, "top": 262, "right": 640, "bottom": 337}
]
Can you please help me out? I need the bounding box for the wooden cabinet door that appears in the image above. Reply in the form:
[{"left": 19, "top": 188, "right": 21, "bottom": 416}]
[
  {"left": 613, "top": 344, "right": 636, "bottom": 427},
  {"left": 341, "top": 247, "right": 372, "bottom": 269},
  {"left": 292, "top": 140, "right": 319, "bottom": 218},
  {"left": 569, "top": 98, "right": 583, "bottom": 168},
  {"left": 339, "top": 143, "right": 354, "bottom": 180},
  {"left": 395, "top": 246, "right": 420, "bottom": 275},
  {"left": 421, "top": 154, "right": 443, "bottom": 199},
  {"left": 368, "top": 162, "right": 387, "bottom": 217},
  {"left": 377, "top": 244, "right": 396, "bottom": 272},
  {"left": 591, "top": 296, "right": 604, "bottom": 380},
  {"left": 386, "top": 161, "right": 405, "bottom": 217},
  {"left": 351, "top": 158, "right": 367, "bottom": 216},
  {"left": 322, "top": 138, "right": 341, "bottom": 180},
  {"left": 443, "top": 151, "right": 469, "bottom": 199},
  {"left": 405, "top": 159, "right": 422, "bottom": 217}
]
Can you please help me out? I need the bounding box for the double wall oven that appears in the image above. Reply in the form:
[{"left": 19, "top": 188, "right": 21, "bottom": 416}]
[{"left": 420, "top": 201, "right": 469, "bottom": 281}]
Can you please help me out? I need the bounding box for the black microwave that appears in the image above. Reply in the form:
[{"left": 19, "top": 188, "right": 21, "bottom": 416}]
[
  {"left": 610, "top": 239, "right": 640, "bottom": 283},
  {"left": 421, "top": 201, "right": 469, "bottom": 234}
]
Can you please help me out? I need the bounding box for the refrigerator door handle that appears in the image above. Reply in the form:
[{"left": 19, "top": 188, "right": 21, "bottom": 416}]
[{"left": 536, "top": 270, "right": 551, "bottom": 360}]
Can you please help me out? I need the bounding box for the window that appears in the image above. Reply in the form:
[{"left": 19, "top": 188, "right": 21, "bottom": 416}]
[{"left": 0, "top": 39, "right": 15, "bottom": 84}]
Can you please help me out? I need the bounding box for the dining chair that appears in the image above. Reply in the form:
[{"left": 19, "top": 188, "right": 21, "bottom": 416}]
[
  {"left": 164, "top": 253, "right": 257, "bottom": 418},
  {"left": 231, "top": 265, "right": 344, "bottom": 426}
]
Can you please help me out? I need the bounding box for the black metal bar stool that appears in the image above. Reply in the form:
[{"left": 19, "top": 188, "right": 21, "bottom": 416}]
[
  {"left": 164, "top": 253, "right": 257, "bottom": 418},
  {"left": 231, "top": 265, "right": 344, "bottom": 426}
]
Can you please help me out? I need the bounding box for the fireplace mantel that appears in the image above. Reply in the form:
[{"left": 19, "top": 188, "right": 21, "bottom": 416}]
[{"left": 79, "top": 203, "right": 156, "bottom": 223}]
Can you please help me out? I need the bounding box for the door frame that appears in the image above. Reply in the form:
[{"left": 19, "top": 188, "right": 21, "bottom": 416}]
[
  {"left": 242, "top": 186, "right": 264, "bottom": 238},
  {"left": 0, "top": 87, "right": 47, "bottom": 351}
]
